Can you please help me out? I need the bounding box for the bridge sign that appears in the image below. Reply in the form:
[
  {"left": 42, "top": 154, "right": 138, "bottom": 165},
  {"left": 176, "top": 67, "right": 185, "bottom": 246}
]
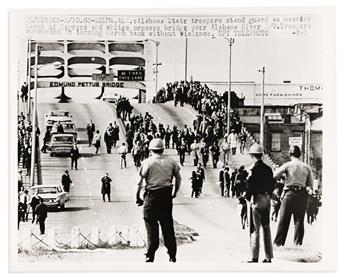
[{"left": 118, "top": 70, "right": 145, "bottom": 81}]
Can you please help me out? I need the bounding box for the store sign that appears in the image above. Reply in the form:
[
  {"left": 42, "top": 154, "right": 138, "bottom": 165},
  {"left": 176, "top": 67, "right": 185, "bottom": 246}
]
[{"left": 289, "top": 137, "right": 303, "bottom": 147}]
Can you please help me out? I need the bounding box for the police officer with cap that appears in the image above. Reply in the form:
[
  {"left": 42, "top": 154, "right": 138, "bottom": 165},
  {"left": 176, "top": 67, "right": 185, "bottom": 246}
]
[
  {"left": 273, "top": 145, "right": 314, "bottom": 246},
  {"left": 136, "top": 138, "right": 181, "bottom": 263},
  {"left": 244, "top": 143, "right": 275, "bottom": 263}
]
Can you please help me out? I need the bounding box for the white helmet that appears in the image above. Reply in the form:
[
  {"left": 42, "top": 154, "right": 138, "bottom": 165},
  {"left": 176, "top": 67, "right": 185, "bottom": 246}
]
[
  {"left": 249, "top": 143, "right": 263, "bottom": 154},
  {"left": 149, "top": 138, "right": 164, "bottom": 150}
]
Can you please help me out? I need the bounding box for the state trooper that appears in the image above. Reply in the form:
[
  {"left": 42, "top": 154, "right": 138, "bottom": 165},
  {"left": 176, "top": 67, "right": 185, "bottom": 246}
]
[
  {"left": 244, "top": 144, "right": 275, "bottom": 263},
  {"left": 136, "top": 138, "right": 181, "bottom": 263},
  {"left": 273, "top": 145, "right": 314, "bottom": 246}
]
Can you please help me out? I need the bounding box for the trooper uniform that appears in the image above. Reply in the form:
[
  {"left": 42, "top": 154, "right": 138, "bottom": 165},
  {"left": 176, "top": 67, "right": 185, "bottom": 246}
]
[
  {"left": 136, "top": 138, "right": 181, "bottom": 263},
  {"left": 273, "top": 145, "right": 314, "bottom": 246},
  {"left": 245, "top": 144, "right": 275, "bottom": 263}
]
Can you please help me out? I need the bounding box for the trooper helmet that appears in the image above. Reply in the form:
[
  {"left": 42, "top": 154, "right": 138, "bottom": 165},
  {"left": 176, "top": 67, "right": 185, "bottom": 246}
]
[
  {"left": 249, "top": 143, "right": 263, "bottom": 154},
  {"left": 148, "top": 138, "right": 164, "bottom": 150},
  {"left": 289, "top": 145, "right": 301, "bottom": 158}
]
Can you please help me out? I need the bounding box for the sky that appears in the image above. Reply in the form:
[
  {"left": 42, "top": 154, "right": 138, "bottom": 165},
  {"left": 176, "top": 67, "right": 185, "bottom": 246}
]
[{"left": 156, "top": 36, "right": 325, "bottom": 89}]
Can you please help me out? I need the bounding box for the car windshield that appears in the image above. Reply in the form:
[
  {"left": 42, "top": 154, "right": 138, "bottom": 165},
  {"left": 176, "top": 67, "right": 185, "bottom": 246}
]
[
  {"left": 33, "top": 187, "right": 57, "bottom": 194},
  {"left": 50, "top": 111, "right": 69, "bottom": 117},
  {"left": 63, "top": 123, "right": 75, "bottom": 129},
  {"left": 52, "top": 136, "right": 74, "bottom": 142}
]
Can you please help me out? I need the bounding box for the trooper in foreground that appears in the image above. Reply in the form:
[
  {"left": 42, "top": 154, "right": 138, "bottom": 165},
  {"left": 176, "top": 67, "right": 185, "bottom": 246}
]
[
  {"left": 135, "top": 138, "right": 181, "bottom": 263},
  {"left": 273, "top": 145, "right": 314, "bottom": 246},
  {"left": 244, "top": 143, "right": 275, "bottom": 263}
]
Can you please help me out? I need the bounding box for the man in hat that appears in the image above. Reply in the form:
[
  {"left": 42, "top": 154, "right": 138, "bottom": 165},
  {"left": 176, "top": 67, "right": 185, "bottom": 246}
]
[
  {"left": 86, "top": 119, "right": 95, "bottom": 147},
  {"left": 70, "top": 144, "right": 79, "bottom": 170},
  {"left": 244, "top": 143, "right": 275, "bottom": 263},
  {"left": 101, "top": 172, "right": 112, "bottom": 202},
  {"left": 136, "top": 138, "right": 181, "bottom": 263},
  {"left": 273, "top": 145, "right": 314, "bottom": 246},
  {"left": 35, "top": 198, "right": 48, "bottom": 235},
  {"left": 61, "top": 170, "right": 73, "bottom": 193}
]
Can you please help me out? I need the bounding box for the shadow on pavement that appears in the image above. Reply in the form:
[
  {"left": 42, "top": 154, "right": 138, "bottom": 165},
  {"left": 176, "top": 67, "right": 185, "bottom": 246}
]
[{"left": 49, "top": 207, "right": 90, "bottom": 213}]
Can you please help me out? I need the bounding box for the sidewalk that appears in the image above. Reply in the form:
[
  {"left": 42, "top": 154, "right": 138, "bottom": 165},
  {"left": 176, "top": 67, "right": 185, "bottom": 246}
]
[{"left": 18, "top": 100, "right": 41, "bottom": 189}]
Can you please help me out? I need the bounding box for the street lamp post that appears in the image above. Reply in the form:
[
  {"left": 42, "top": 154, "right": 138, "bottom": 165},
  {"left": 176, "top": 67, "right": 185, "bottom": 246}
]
[
  {"left": 151, "top": 40, "right": 161, "bottom": 97},
  {"left": 29, "top": 43, "right": 40, "bottom": 187},
  {"left": 184, "top": 37, "right": 188, "bottom": 82},
  {"left": 258, "top": 66, "right": 266, "bottom": 148},
  {"left": 225, "top": 38, "right": 235, "bottom": 137},
  {"left": 27, "top": 37, "right": 32, "bottom": 117}
]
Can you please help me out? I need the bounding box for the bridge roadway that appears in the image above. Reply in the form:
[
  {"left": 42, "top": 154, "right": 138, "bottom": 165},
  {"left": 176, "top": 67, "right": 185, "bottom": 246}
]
[{"left": 18, "top": 92, "right": 321, "bottom": 264}]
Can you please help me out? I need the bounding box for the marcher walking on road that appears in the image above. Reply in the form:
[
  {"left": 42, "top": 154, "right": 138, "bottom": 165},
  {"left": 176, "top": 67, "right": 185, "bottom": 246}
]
[
  {"left": 35, "top": 198, "right": 48, "bottom": 235},
  {"left": 244, "top": 143, "right": 275, "bottom": 263},
  {"left": 221, "top": 137, "right": 230, "bottom": 165},
  {"left": 190, "top": 171, "right": 199, "bottom": 198},
  {"left": 219, "top": 166, "right": 225, "bottom": 197},
  {"left": 41, "top": 127, "right": 51, "bottom": 153},
  {"left": 70, "top": 144, "right": 79, "bottom": 170},
  {"left": 196, "top": 163, "right": 205, "bottom": 195},
  {"left": 61, "top": 170, "right": 73, "bottom": 193},
  {"left": 190, "top": 139, "right": 199, "bottom": 166},
  {"left": 86, "top": 120, "right": 95, "bottom": 147},
  {"left": 93, "top": 130, "right": 101, "bottom": 154},
  {"left": 29, "top": 191, "right": 40, "bottom": 224},
  {"left": 271, "top": 185, "right": 283, "bottom": 222},
  {"left": 136, "top": 138, "right": 181, "bottom": 263},
  {"left": 101, "top": 173, "right": 112, "bottom": 202},
  {"left": 210, "top": 141, "right": 220, "bottom": 168},
  {"left": 224, "top": 167, "right": 231, "bottom": 197},
  {"left": 20, "top": 82, "right": 28, "bottom": 102},
  {"left": 112, "top": 121, "right": 120, "bottom": 147},
  {"left": 273, "top": 145, "right": 314, "bottom": 246},
  {"left": 104, "top": 127, "right": 113, "bottom": 154},
  {"left": 177, "top": 138, "right": 187, "bottom": 166},
  {"left": 238, "top": 195, "right": 248, "bottom": 229},
  {"left": 118, "top": 142, "right": 128, "bottom": 169},
  {"left": 19, "top": 189, "right": 30, "bottom": 222}
]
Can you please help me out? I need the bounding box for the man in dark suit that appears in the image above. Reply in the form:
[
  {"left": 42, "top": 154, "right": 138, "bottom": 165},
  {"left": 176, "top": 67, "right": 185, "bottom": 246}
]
[
  {"left": 61, "top": 170, "right": 73, "bottom": 193},
  {"left": 35, "top": 198, "right": 48, "bottom": 235},
  {"left": 101, "top": 173, "right": 112, "bottom": 202},
  {"left": 219, "top": 166, "right": 225, "bottom": 196},
  {"left": 86, "top": 120, "right": 95, "bottom": 147},
  {"left": 29, "top": 191, "right": 41, "bottom": 224},
  {"left": 70, "top": 144, "right": 79, "bottom": 170},
  {"left": 224, "top": 167, "right": 231, "bottom": 197}
]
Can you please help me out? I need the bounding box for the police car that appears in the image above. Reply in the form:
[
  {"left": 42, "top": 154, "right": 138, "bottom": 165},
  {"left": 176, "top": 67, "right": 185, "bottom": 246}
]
[
  {"left": 30, "top": 184, "right": 69, "bottom": 209},
  {"left": 48, "top": 133, "right": 76, "bottom": 156},
  {"left": 44, "top": 110, "right": 74, "bottom": 128}
]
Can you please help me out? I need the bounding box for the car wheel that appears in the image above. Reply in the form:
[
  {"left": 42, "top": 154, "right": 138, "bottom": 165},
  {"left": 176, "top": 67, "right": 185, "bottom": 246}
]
[{"left": 50, "top": 153, "right": 55, "bottom": 157}]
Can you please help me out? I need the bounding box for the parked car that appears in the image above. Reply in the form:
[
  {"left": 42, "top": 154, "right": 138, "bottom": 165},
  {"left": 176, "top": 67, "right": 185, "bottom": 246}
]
[
  {"left": 51, "top": 122, "right": 78, "bottom": 141},
  {"left": 44, "top": 110, "right": 74, "bottom": 128},
  {"left": 102, "top": 92, "right": 119, "bottom": 104},
  {"left": 48, "top": 133, "right": 76, "bottom": 156},
  {"left": 30, "top": 184, "right": 69, "bottom": 209}
]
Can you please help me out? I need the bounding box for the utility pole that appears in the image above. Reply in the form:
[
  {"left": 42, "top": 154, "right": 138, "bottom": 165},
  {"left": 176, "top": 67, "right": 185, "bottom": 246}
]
[
  {"left": 29, "top": 43, "right": 39, "bottom": 187},
  {"left": 258, "top": 66, "right": 266, "bottom": 148},
  {"left": 152, "top": 41, "right": 161, "bottom": 97},
  {"left": 184, "top": 37, "right": 188, "bottom": 82},
  {"left": 27, "top": 37, "right": 31, "bottom": 117},
  {"left": 226, "top": 38, "right": 235, "bottom": 136}
]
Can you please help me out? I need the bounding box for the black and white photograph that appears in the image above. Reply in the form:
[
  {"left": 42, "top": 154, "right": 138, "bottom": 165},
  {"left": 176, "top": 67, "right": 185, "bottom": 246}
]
[{"left": 8, "top": 6, "right": 336, "bottom": 272}]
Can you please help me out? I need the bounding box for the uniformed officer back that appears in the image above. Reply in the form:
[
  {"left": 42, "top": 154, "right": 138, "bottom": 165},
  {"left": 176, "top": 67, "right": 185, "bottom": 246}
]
[{"left": 139, "top": 154, "right": 180, "bottom": 191}]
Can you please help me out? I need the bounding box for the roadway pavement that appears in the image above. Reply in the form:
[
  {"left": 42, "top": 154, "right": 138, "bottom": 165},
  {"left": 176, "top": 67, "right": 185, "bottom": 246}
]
[{"left": 17, "top": 91, "right": 324, "bottom": 266}]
